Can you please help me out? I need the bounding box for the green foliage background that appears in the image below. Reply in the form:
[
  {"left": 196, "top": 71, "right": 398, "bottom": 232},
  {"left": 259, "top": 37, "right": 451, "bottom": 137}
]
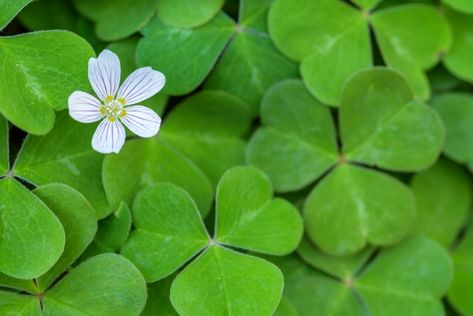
[{"left": 0, "top": 0, "right": 473, "bottom": 315}]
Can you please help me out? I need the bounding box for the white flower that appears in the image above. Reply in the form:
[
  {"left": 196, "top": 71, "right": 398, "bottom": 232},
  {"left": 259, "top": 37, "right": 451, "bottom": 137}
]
[{"left": 68, "top": 49, "right": 165, "bottom": 154}]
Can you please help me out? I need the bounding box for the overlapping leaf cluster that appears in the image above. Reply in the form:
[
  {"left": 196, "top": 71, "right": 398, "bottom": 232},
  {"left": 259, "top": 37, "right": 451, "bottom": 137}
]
[{"left": 1, "top": 0, "right": 473, "bottom": 315}]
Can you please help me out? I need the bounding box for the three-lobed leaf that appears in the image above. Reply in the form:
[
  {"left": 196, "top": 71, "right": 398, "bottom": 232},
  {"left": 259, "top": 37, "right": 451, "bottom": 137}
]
[
  {"left": 157, "top": 0, "right": 224, "bottom": 28},
  {"left": 0, "top": 117, "right": 8, "bottom": 176},
  {"left": 0, "top": 0, "right": 32, "bottom": 30}
]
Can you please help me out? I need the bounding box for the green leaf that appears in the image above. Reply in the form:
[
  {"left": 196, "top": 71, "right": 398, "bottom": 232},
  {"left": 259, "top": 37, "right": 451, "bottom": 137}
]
[
  {"left": 13, "top": 112, "right": 110, "bottom": 218},
  {"left": 268, "top": 0, "right": 371, "bottom": 105},
  {"left": 341, "top": 68, "right": 444, "bottom": 171},
  {"left": 216, "top": 166, "right": 303, "bottom": 255},
  {"left": 0, "top": 31, "right": 94, "bottom": 134},
  {"left": 0, "top": 117, "right": 8, "bottom": 176},
  {"left": 351, "top": 0, "right": 381, "bottom": 10},
  {"left": 0, "top": 0, "right": 32, "bottom": 30},
  {"left": 33, "top": 184, "right": 97, "bottom": 290},
  {"left": 448, "top": 225, "right": 473, "bottom": 316},
  {"left": 205, "top": 31, "right": 298, "bottom": 113},
  {"left": 356, "top": 236, "right": 452, "bottom": 316},
  {"left": 137, "top": 13, "right": 234, "bottom": 95},
  {"left": 239, "top": 0, "right": 273, "bottom": 32},
  {"left": 93, "top": 202, "right": 132, "bottom": 253},
  {"left": 157, "top": 0, "right": 224, "bottom": 28},
  {"left": 297, "top": 237, "right": 374, "bottom": 279},
  {"left": 410, "top": 158, "right": 471, "bottom": 247},
  {"left": 247, "top": 80, "right": 338, "bottom": 192},
  {"left": 122, "top": 183, "right": 209, "bottom": 282},
  {"left": 0, "top": 272, "right": 37, "bottom": 293},
  {"left": 432, "top": 93, "right": 473, "bottom": 168},
  {"left": 161, "top": 91, "right": 251, "bottom": 185},
  {"left": 44, "top": 253, "right": 147, "bottom": 316},
  {"left": 444, "top": 9, "right": 473, "bottom": 84},
  {"left": 102, "top": 138, "right": 213, "bottom": 216},
  {"left": 0, "top": 178, "right": 65, "bottom": 279},
  {"left": 170, "top": 246, "right": 284, "bottom": 316},
  {"left": 18, "top": 0, "right": 76, "bottom": 31},
  {"left": 443, "top": 0, "right": 473, "bottom": 14},
  {"left": 274, "top": 296, "right": 299, "bottom": 316},
  {"left": 304, "top": 164, "right": 415, "bottom": 256},
  {"left": 142, "top": 277, "right": 179, "bottom": 316},
  {"left": 371, "top": 4, "right": 451, "bottom": 100},
  {"left": 0, "top": 291, "right": 40, "bottom": 316}
]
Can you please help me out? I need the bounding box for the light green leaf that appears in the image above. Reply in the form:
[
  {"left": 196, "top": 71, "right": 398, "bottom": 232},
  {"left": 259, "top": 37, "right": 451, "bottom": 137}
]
[
  {"left": 162, "top": 91, "right": 251, "bottom": 185},
  {"left": 13, "top": 112, "right": 110, "bottom": 218},
  {"left": 33, "top": 184, "right": 97, "bottom": 290},
  {"left": 443, "top": 0, "right": 473, "bottom": 14},
  {"left": 44, "top": 253, "right": 147, "bottom": 316},
  {"left": 205, "top": 31, "right": 297, "bottom": 113},
  {"left": 247, "top": 80, "right": 338, "bottom": 192},
  {"left": 0, "top": 0, "right": 32, "bottom": 30},
  {"left": 304, "top": 164, "right": 415, "bottom": 256},
  {"left": 444, "top": 9, "right": 473, "bottom": 83},
  {"left": 0, "top": 31, "right": 94, "bottom": 134},
  {"left": 102, "top": 138, "right": 213, "bottom": 216},
  {"left": 448, "top": 225, "right": 473, "bottom": 316},
  {"left": 371, "top": 4, "right": 451, "bottom": 100},
  {"left": 410, "top": 158, "right": 471, "bottom": 247},
  {"left": 297, "top": 237, "right": 374, "bottom": 279},
  {"left": 0, "top": 178, "right": 65, "bottom": 279},
  {"left": 0, "top": 117, "right": 8, "bottom": 176},
  {"left": 171, "top": 246, "right": 284, "bottom": 316},
  {"left": 239, "top": 0, "right": 273, "bottom": 32},
  {"left": 351, "top": 0, "right": 381, "bottom": 10},
  {"left": 268, "top": 0, "right": 371, "bottom": 105},
  {"left": 158, "top": 0, "right": 224, "bottom": 28},
  {"left": 122, "top": 183, "right": 209, "bottom": 282},
  {"left": 432, "top": 93, "right": 473, "bottom": 168},
  {"left": 0, "top": 291, "right": 40, "bottom": 316},
  {"left": 137, "top": 13, "right": 234, "bottom": 95},
  {"left": 341, "top": 68, "right": 444, "bottom": 171},
  {"left": 356, "top": 236, "right": 452, "bottom": 316},
  {"left": 216, "top": 166, "right": 303, "bottom": 255},
  {"left": 0, "top": 272, "right": 37, "bottom": 293}
]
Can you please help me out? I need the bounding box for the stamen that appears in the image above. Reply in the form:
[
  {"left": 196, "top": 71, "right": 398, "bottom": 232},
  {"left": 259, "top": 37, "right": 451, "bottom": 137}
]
[
  {"left": 100, "top": 105, "right": 106, "bottom": 115},
  {"left": 105, "top": 95, "right": 114, "bottom": 104},
  {"left": 108, "top": 116, "right": 116, "bottom": 122},
  {"left": 118, "top": 97, "right": 126, "bottom": 105},
  {"left": 119, "top": 109, "right": 127, "bottom": 118}
]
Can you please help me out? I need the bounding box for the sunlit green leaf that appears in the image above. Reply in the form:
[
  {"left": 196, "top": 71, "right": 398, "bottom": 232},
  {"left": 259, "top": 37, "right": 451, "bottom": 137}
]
[{"left": 158, "top": 0, "right": 224, "bottom": 28}]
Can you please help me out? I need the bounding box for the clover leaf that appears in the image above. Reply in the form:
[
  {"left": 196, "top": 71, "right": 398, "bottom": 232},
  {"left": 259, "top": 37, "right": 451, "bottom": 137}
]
[
  {"left": 13, "top": 112, "right": 110, "bottom": 218},
  {"left": 0, "top": 0, "right": 31, "bottom": 30},
  {"left": 277, "top": 236, "right": 452, "bottom": 316},
  {"left": 448, "top": 225, "right": 473, "bottom": 316},
  {"left": 122, "top": 166, "right": 303, "bottom": 315},
  {"left": 269, "top": 0, "right": 450, "bottom": 105},
  {"left": 0, "top": 31, "right": 94, "bottom": 134},
  {"left": 157, "top": 0, "right": 224, "bottom": 28},
  {"left": 410, "top": 158, "right": 471, "bottom": 247},
  {"left": 248, "top": 68, "right": 444, "bottom": 255},
  {"left": 0, "top": 117, "right": 7, "bottom": 176}
]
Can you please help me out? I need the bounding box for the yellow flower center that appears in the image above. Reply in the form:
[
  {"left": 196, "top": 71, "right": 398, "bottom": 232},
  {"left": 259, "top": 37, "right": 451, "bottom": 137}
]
[{"left": 102, "top": 96, "right": 127, "bottom": 122}]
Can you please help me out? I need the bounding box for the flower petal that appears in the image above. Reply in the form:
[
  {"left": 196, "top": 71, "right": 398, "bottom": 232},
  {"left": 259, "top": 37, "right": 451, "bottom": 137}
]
[
  {"left": 120, "top": 106, "right": 161, "bottom": 138},
  {"left": 68, "top": 91, "right": 103, "bottom": 123},
  {"left": 88, "top": 49, "right": 121, "bottom": 101},
  {"left": 116, "top": 67, "right": 165, "bottom": 105},
  {"left": 92, "top": 119, "right": 126, "bottom": 154}
]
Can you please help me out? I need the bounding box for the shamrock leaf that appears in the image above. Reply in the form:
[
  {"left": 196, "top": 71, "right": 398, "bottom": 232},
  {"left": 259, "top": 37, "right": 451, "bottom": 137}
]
[
  {"left": 277, "top": 236, "right": 452, "bottom": 316},
  {"left": 0, "top": 0, "right": 31, "bottom": 30},
  {"left": 73, "top": 0, "right": 159, "bottom": 41},
  {"left": 13, "top": 112, "right": 110, "bottom": 218},
  {"left": 249, "top": 69, "right": 441, "bottom": 255},
  {"left": 137, "top": 13, "right": 235, "bottom": 95},
  {"left": 0, "top": 31, "right": 94, "bottom": 134},
  {"left": 269, "top": 0, "right": 450, "bottom": 105},
  {"left": 0, "top": 178, "right": 65, "bottom": 279},
  {"left": 432, "top": 93, "right": 473, "bottom": 170},
  {"left": 157, "top": 0, "right": 224, "bottom": 28},
  {"left": 0, "top": 117, "right": 7, "bottom": 176},
  {"left": 33, "top": 184, "right": 97, "bottom": 291},
  {"left": 410, "top": 158, "right": 471, "bottom": 247},
  {"left": 122, "top": 166, "right": 303, "bottom": 315},
  {"left": 247, "top": 79, "right": 338, "bottom": 192},
  {"left": 448, "top": 225, "right": 473, "bottom": 316},
  {"left": 142, "top": 277, "right": 179, "bottom": 316}
]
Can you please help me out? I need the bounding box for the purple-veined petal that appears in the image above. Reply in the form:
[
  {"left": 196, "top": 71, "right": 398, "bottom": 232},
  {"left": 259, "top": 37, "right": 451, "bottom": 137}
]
[
  {"left": 120, "top": 106, "right": 161, "bottom": 138},
  {"left": 116, "top": 67, "right": 165, "bottom": 105},
  {"left": 88, "top": 49, "right": 121, "bottom": 101},
  {"left": 92, "top": 118, "right": 126, "bottom": 154},
  {"left": 68, "top": 91, "right": 103, "bottom": 123}
]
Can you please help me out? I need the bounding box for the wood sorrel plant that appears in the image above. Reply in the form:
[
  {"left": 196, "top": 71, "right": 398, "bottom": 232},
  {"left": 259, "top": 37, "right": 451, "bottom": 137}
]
[{"left": 0, "top": 0, "right": 473, "bottom": 315}]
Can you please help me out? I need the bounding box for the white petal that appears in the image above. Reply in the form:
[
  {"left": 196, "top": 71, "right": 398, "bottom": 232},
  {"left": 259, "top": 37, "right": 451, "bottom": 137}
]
[
  {"left": 116, "top": 67, "right": 165, "bottom": 105},
  {"left": 88, "top": 49, "right": 121, "bottom": 101},
  {"left": 92, "top": 119, "right": 126, "bottom": 154},
  {"left": 120, "top": 106, "right": 161, "bottom": 138},
  {"left": 68, "top": 91, "right": 103, "bottom": 123}
]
